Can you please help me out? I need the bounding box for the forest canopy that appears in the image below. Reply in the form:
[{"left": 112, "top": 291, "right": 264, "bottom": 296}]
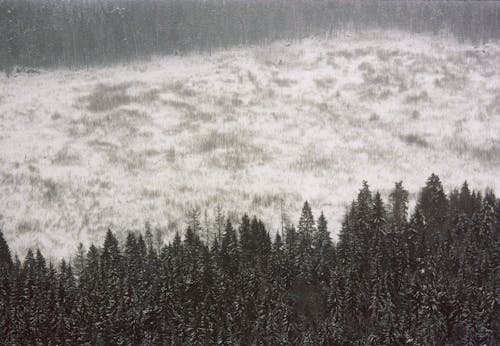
[
  {"left": 0, "top": 0, "right": 499, "bottom": 70},
  {"left": 0, "top": 174, "right": 498, "bottom": 344}
]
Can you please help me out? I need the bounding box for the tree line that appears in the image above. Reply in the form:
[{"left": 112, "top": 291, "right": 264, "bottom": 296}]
[
  {"left": 0, "top": 174, "right": 498, "bottom": 344},
  {"left": 0, "top": 0, "right": 499, "bottom": 72}
]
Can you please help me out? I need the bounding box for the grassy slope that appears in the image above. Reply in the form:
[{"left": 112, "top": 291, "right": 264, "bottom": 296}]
[{"left": 0, "top": 30, "right": 498, "bottom": 259}]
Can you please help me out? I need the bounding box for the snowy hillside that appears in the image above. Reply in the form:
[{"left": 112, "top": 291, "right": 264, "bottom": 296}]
[{"left": 0, "top": 30, "right": 498, "bottom": 259}]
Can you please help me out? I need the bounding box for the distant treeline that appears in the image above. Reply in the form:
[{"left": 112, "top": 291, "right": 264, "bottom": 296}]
[
  {"left": 0, "top": 174, "right": 498, "bottom": 344},
  {"left": 0, "top": 0, "right": 499, "bottom": 70}
]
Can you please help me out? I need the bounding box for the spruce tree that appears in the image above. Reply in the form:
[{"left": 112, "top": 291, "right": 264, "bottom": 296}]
[
  {"left": 0, "top": 230, "right": 12, "bottom": 271},
  {"left": 388, "top": 181, "right": 409, "bottom": 228}
]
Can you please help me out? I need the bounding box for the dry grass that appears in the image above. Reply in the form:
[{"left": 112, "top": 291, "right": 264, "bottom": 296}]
[
  {"left": 196, "top": 129, "right": 269, "bottom": 170},
  {"left": 1, "top": 33, "right": 498, "bottom": 259},
  {"left": 69, "top": 109, "right": 149, "bottom": 138},
  {"left": 434, "top": 67, "right": 468, "bottom": 90},
  {"left": 165, "top": 98, "right": 216, "bottom": 124},
  {"left": 194, "top": 129, "right": 253, "bottom": 153},
  {"left": 16, "top": 219, "right": 40, "bottom": 235},
  {"left": 290, "top": 144, "right": 336, "bottom": 172},
  {"left": 81, "top": 82, "right": 134, "bottom": 112},
  {"left": 447, "top": 137, "right": 500, "bottom": 167},
  {"left": 79, "top": 81, "right": 161, "bottom": 113},
  {"left": 163, "top": 99, "right": 196, "bottom": 112},
  {"left": 107, "top": 150, "right": 148, "bottom": 174}
]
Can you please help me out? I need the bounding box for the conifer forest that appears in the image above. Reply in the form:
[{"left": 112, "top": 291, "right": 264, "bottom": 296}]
[
  {"left": 1, "top": 0, "right": 499, "bottom": 69},
  {"left": 1, "top": 0, "right": 499, "bottom": 345},
  {"left": 0, "top": 175, "right": 498, "bottom": 344}
]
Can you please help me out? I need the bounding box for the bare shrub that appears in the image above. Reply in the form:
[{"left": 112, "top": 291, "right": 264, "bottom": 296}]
[
  {"left": 138, "top": 89, "right": 161, "bottom": 103},
  {"left": 363, "top": 73, "right": 390, "bottom": 86},
  {"left": 434, "top": 67, "right": 468, "bottom": 90},
  {"left": 335, "top": 50, "right": 353, "bottom": 59},
  {"left": 52, "top": 147, "right": 81, "bottom": 165},
  {"left": 262, "top": 88, "right": 275, "bottom": 98},
  {"left": 273, "top": 78, "right": 296, "bottom": 88},
  {"left": 404, "top": 91, "right": 428, "bottom": 104},
  {"left": 314, "top": 77, "right": 336, "bottom": 89},
  {"left": 163, "top": 99, "right": 197, "bottom": 113},
  {"left": 164, "top": 81, "right": 197, "bottom": 97},
  {"left": 369, "top": 113, "right": 380, "bottom": 122},
  {"left": 143, "top": 149, "right": 160, "bottom": 157},
  {"left": 486, "top": 92, "right": 500, "bottom": 116},
  {"left": 42, "top": 178, "right": 60, "bottom": 203},
  {"left": 247, "top": 71, "right": 260, "bottom": 89},
  {"left": 142, "top": 188, "right": 162, "bottom": 199},
  {"left": 376, "top": 49, "right": 399, "bottom": 61},
  {"left": 99, "top": 180, "right": 111, "bottom": 189},
  {"left": 165, "top": 147, "right": 176, "bottom": 163},
  {"left": 354, "top": 48, "right": 371, "bottom": 57},
  {"left": 17, "top": 219, "right": 40, "bottom": 235},
  {"left": 399, "top": 134, "right": 429, "bottom": 148},
  {"left": 88, "top": 140, "right": 119, "bottom": 151},
  {"left": 231, "top": 93, "right": 244, "bottom": 107},
  {"left": 359, "top": 87, "right": 392, "bottom": 101},
  {"left": 358, "top": 61, "right": 375, "bottom": 74}
]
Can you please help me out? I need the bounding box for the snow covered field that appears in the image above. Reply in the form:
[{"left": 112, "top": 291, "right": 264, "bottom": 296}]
[{"left": 0, "top": 30, "right": 498, "bottom": 259}]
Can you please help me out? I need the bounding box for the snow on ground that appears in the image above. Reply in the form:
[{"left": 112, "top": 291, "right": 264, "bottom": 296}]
[{"left": 0, "top": 30, "right": 499, "bottom": 260}]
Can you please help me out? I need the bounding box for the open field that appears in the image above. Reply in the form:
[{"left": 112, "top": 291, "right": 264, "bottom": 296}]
[{"left": 0, "top": 30, "right": 499, "bottom": 259}]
